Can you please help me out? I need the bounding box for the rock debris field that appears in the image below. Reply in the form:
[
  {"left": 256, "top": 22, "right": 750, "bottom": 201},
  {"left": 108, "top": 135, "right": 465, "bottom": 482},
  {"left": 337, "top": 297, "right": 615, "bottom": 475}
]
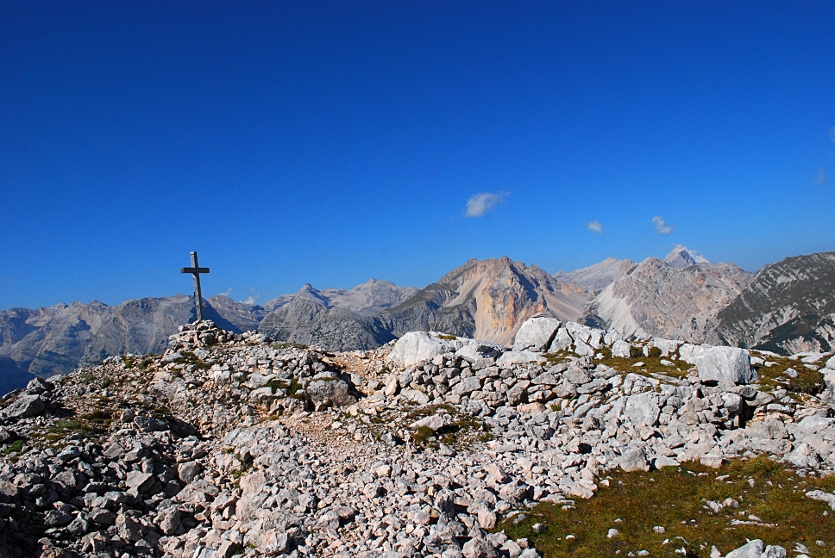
[{"left": 1, "top": 317, "right": 834, "bottom": 558}]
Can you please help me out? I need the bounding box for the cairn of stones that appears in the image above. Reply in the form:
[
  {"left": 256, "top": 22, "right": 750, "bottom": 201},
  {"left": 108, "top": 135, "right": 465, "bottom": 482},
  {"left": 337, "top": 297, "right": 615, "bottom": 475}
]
[{"left": 0, "top": 317, "right": 833, "bottom": 558}]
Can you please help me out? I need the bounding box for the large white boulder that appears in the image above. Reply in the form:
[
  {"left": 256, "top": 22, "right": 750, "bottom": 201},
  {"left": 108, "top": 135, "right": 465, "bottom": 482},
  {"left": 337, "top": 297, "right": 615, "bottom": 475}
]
[
  {"left": 512, "top": 316, "right": 561, "bottom": 352},
  {"left": 611, "top": 340, "right": 632, "bottom": 358},
  {"left": 548, "top": 327, "right": 573, "bottom": 352},
  {"left": 694, "top": 346, "right": 755, "bottom": 385},
  {"left": 547, "top": 321, "right": 605, "bottom": 353},
  {"left": 826, "top": 355, "right": 835, "bottom": 370},
  {"left": 389, "top": 332, "right": 456, "bottom": 367},
  {"left": 389, "top": 331, "right": 501, "bottom": 367},
  {"left": 566, "top": 322, "right": 604, "bottom": 349}
]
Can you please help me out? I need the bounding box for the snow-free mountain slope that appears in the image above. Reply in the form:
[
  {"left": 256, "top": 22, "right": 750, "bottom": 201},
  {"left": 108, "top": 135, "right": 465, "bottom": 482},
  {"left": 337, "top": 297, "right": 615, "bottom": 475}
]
[
  {"left": 587, "top": 258, "right": 753, "bottom": 343},
  {"left": 0, "top": 295, "right": 264, "bottom": 381},
  {"left": 380, "top": 257, "right": 590, "bottom": 345},
  {"left": 710, "top": 251, "right": 835, "bottom": 354},
  {"left": 264, "top": 279, "right": 417, "bottom": 316},
  {"left": 553, "top": 257, "right": 625, "bottom": 292}
]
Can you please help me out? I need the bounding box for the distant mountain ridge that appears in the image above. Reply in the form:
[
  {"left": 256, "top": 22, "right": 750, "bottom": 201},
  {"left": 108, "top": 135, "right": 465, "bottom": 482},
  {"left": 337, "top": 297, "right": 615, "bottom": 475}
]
[
  {"left": 709, "top": 251, "right": 835, "bottom": 354},
  {"left": 2, "top": 247, "right": 833, "bottom": 395},
  {"left": 554, "top": 257, "right": 625, "bottom": 292},
  {"left": 584, "top": 258, "right": 754, "bottom": 342}
]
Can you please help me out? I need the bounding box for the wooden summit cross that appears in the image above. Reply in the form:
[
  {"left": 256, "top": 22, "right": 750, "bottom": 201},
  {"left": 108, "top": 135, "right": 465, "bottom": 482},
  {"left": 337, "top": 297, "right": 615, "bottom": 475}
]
[{"left": 181, "top": 251, "right": 210, "bottom": 322}]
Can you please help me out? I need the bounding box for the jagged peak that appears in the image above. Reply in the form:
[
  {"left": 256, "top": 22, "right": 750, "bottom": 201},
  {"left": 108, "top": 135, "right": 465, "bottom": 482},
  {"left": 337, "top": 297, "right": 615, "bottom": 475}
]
[{"left": 664, "top": 245, "right": 709, "bottom": 268}]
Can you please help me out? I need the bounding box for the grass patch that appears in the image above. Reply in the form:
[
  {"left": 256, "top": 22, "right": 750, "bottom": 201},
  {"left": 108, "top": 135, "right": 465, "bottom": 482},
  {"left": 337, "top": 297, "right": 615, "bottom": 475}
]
[
  {"left": 752, "top": 355, "right": 825, "bottom": 399},
  {"left": 50, "top": 418, "right": 92, "bottom": 436},
  {"left": 286, "top": 377, "right": 303, "bottom": 399},
  {"left": 544, "top": 349, "right": 577, "bottom": 366},
  {"left": 272, "top": 342, "right": 309, "bottom": 350},
  {"left": 498, "top": 456, "right": 835, "bottom": 558},
  {"left": 437, "top": 334, "right": 457, "bottom": 340},
  {"left": 413, "top": 425, "right": 435, "bottom": 445},
  {"left": 2, "top": 440, "right": 24, "bottom": 455},
  {"left": 597, "top": 355, "right": 688, "bottom": 378}
]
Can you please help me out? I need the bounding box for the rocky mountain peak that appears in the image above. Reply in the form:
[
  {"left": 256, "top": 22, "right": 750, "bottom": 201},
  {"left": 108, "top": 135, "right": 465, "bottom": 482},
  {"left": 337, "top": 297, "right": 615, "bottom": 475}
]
[{"left": 663, "top": 245, "right": 709, "bottom": 269}]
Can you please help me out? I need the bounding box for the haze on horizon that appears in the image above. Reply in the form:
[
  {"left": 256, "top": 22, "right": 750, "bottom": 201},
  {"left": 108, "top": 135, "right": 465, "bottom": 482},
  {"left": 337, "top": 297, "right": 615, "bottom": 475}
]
[{"left": 2, "top": 1, "right": 834, "bottom": 310}]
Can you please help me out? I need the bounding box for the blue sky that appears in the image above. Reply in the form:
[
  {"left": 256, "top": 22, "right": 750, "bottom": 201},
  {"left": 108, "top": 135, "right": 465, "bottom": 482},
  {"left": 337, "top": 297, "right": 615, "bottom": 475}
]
[{"left": 2, "top": 1, "right": 834, "bottom": 309}]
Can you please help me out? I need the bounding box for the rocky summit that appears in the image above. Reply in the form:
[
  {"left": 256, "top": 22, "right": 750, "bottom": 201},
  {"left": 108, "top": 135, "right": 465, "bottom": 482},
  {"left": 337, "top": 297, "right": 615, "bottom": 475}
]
[{"left": 1, "top": 317, "right": 833, "bottom": 557}]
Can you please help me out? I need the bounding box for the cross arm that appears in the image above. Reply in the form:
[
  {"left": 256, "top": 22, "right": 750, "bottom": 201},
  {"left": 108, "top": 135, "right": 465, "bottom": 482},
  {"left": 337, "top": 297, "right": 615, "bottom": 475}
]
[{"left": 181, "top": 267, "right": 210, "bottom": 274}]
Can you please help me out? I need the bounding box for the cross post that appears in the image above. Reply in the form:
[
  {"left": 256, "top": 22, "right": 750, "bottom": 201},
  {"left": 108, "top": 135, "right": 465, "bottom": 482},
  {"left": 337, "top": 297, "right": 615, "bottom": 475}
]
[{"left": 181, "top": 251, "right": 210, "bottom": 322}]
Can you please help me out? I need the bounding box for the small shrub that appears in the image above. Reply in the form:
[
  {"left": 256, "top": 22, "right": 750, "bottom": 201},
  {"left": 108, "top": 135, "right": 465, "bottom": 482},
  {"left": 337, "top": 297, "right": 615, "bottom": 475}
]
[
  {"left": 2, "top": 440, "right": 24, "bottom": 455},
  {"left": 413, "top": 426, "right": 435, "bottom": 446},
  {"left": 629, "top": 345, "right": 643, "bottom": 359},
  {"left": 438, "top": 334, "right": 457, "bottom": 340},
  {"left": 264, "top": 378, "right": 287, "bottom": 394},
  {"left": 286, "top": 378, "right": 303, "bottom": 399},
  {"left": 648, "top": 346, "right": 662, "bottom": 358}
]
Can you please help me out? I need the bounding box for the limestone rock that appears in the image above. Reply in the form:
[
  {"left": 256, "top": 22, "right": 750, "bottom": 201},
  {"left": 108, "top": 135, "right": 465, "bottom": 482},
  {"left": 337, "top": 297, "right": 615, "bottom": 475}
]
[
  {"left": 306, "top": 378, "right": 356, "bottom": 407},
  {"left": 611, "top": 340, "right": 632, "bottom": 358},
  {"left": 512, "top": 316, "right": 561, "bottom": 352},
  {"left": 389, "top": 332, "right": 456, "bottom": 367},
  {"left": 694, "top": 346, "right": 755, "bottom": 385},
  {"left": 1, "top": 394, "right": 45, "bottom": 419}
]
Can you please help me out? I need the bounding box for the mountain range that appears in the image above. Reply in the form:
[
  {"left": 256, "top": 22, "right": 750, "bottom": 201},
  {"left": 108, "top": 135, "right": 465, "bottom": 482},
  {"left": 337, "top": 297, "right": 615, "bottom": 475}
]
[{"left": 1, "top": 247, "right": 833, "bottom": 394}]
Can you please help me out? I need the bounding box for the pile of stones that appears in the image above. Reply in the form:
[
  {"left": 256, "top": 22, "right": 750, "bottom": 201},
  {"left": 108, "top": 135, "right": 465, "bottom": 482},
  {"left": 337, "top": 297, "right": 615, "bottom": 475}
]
[{"left": 0, "top": 317, "right": 832, "bottom": 557}]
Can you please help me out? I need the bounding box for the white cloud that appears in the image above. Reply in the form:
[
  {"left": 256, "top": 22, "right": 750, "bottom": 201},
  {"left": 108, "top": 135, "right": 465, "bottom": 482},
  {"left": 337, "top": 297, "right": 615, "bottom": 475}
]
[
  {"left": 830, "top": 125, "right": 835, "bottom": 142},
  {"left": 242, "top": 288, "right": 260, "bottom": 305},
  {"left": 465, "top": 191, "right": 508, "bottom": 218},
  {"left": 652, "top": 216, "right": 674, "bottom": 235},
  {"left": 816, "top": 168, "right": 826, "bottom": 185},
  {"left": 586, "top": 221, "right": 603, "bottom": 234},
  {"left": 218, "top": 287, "right": 233, "bottom": 297}
]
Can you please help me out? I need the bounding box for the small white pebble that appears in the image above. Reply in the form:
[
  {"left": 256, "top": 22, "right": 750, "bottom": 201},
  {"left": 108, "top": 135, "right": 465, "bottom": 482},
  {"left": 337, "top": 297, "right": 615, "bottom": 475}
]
[
  {"left": 653, "top": 526, "right": 666, "bottom": 533},
  {"left": 607, "top": 528, "right": 620, "bottom": 539}
]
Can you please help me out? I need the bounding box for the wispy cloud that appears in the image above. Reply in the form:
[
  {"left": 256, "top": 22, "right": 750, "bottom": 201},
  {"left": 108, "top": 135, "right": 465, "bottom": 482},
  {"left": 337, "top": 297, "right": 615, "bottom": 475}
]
[
  {"left": 829, "top": 125, "right": 835, "bottom": 142},
  {"left": 465, "top": 191, "right": 508, "bottom": 218},
  {"left": 816, "top": 168, "right": 826, "bottom": 185},
  {"left": 586, "top": 220, "right": 603, "bottom": 235},
  {"left": 652, "top": 216, "right": 674, "bottom": 235},
  {"left": 242, "top": 288, "right": 260, "bottom": 305},
  {"left": 217, "top": 287, "right": 233, "bottom": 297}
]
